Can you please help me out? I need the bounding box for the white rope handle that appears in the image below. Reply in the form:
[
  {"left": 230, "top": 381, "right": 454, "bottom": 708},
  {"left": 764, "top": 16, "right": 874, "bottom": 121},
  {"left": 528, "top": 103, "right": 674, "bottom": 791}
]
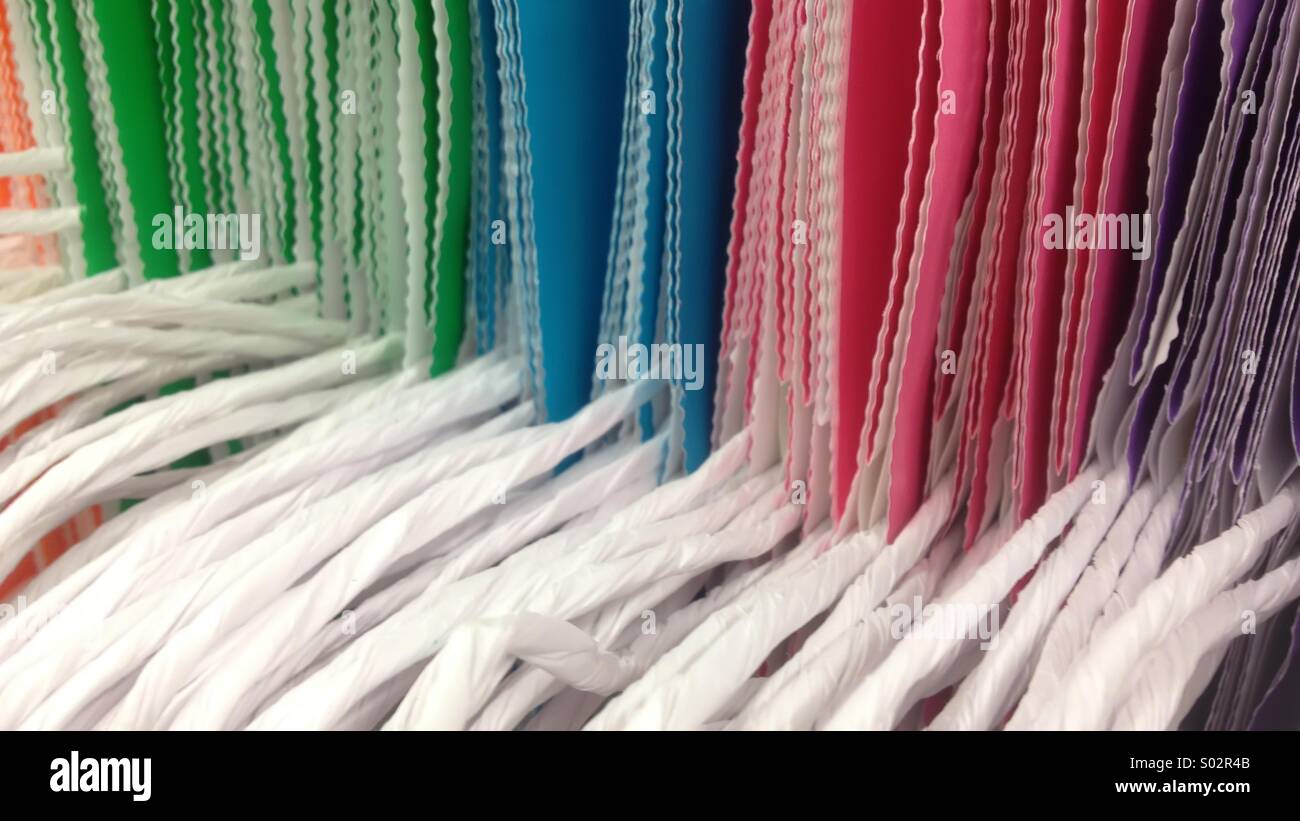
[
  {"left": 0, "top": 206, "right": 80, "bottom": 235},
  {"left": 929, "top": 468, "right": 1131, "bottom": 730},
  {"left": 1009, "top": 481, "right": 1160, "bottom": 728},
  {"left": 1111, "top": 554, "right": 1300, "bottom": 730},
  {"left": 250, "top": 440, "right": 769, "bottom": 730},
  {"left": 388, "top": 505, "right": 801, "bottom": 730},
  {"left": 0, "top": 148, "right": 67, "bottom": 177},
  {"left": 820, "top": 465, "right": 1103, "bottom": 730},
  {"left": 224, "top": 439, "right": 665, "bottom": 729},
  {"left": 603, "top": 475, "right": 958, "bottom": 731},
  {"left": 1028, "top": 482, "right": 1300, "bottom": 730},
  {"left": 0, "top": 362, "right": 489, "bottom": 670},
  {"left": 732, "top": 523, "right": 966, "bottom": 731},
  {"left": 0, "top": 264, "right": 61, "bottom": 288},
  {"left": 13, "top": 404, "right": 531, "bottom": 730}
]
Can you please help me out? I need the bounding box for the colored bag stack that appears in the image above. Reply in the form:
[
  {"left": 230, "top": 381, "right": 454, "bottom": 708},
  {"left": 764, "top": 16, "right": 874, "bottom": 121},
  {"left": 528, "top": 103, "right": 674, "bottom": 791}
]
[{"left": 0, "top": 0, "right": 1297, "bottom": 731}]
